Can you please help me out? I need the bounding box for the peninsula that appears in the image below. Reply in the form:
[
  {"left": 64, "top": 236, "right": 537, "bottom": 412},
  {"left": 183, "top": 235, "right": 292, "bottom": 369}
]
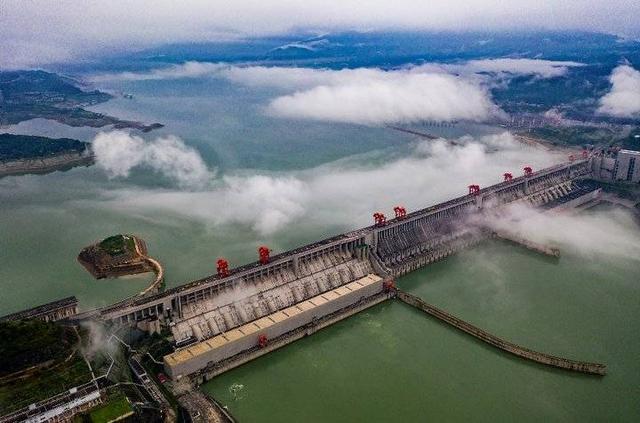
[
  {"left": 0, "top": 70, "right": 163, "bottom": 132},
  {"left": 0, "top": 133, "right": 94, "bottom": 177}
]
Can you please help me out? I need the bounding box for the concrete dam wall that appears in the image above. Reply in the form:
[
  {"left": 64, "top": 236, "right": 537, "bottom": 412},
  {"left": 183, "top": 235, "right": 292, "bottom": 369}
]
[
  {"left": 94, "top": 159, "right": 592, "bottom": 327},
  {"left": 0, "top": 296, "right": 78, "bottom": 323},
  {"left": 61, "top": 159, "right": 602, "bottom": 382}
]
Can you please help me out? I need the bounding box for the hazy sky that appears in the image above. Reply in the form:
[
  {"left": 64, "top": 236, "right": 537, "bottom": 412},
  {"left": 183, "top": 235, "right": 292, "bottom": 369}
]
[{"left": 1, "top": 0, "right": 639, "bottom": 69}]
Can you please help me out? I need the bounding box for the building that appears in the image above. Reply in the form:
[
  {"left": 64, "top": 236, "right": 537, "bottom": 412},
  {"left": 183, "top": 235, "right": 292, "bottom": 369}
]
[
  {"left": 592, "top": 148, "right": 640, "bottom": 183},
  {"left": 614, "top": 150, "right": 640, "bottom": 183}
]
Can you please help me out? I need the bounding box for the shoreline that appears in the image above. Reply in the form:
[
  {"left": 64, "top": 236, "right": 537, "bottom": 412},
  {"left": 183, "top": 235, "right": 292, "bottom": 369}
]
[
  {"left": 512, "top": 132, "right": 582, "bottom": 155},
  {"left": 0, "top": 152, "right": 95, "bottom": 178}
]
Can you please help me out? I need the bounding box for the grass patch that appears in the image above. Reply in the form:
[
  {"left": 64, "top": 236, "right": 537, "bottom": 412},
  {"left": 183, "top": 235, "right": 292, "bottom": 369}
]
[
  {"left": 99, "top": 235, "right": 135, "bottom": 257},
  {"left": 89, "top": 393, "right": 133, "bottom": 423}
]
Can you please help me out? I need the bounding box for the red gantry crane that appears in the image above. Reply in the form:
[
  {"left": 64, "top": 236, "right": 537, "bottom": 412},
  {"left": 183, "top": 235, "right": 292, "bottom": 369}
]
[
  {"left": 258, "top": 246, "right": 270, "bottom": 264},
  {"left": 216, "top": 258, "right": 229, "bottom": 277},
  {"left": 523, "top": 166, "right": 533, "bottom": 177},
  {"left": 373, "top": 212, "right": 387, "bottom": 226},
  {"left": 258, "top": 334, "right": 268, "bottom": 348},
  {"left": 468, "top": 184, "right": 480, "bottom": 195},
  {"left": 393, "top": 206, "right": 407, "bottom": 219},
  {"left": 383, "top": 280, "right": 396, "bottom": 292},
  {"left": 503, "top": 172, "right": 513, "bottom": 182}
]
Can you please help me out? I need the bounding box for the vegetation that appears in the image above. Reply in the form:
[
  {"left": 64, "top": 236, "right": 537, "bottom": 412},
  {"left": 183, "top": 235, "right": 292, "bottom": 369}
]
[
  {"left": 524, "top": 126, "right": 640, "bottom": 151},
  {"left": 527, "top": 126, "right": 621, "bottom": 147},
  {"left": 0, "top": 70, "right": 110, "bottom": 126},
  {"left": 99, "top": 235, "right": 136, "bottom": 257},
  {"left": 0, "top": 70, "right": 162, "bottom": 131},
  {"left": 88, "top": 393, "right": 133, "bottom": 423},
  {"left": 0, "top": 320, "right": 74, "bottom": 377},
  {"left": 0, "top": 320, "right": 95, "bottom": 414},
  {"left": 0, "top": 353, "right": 91, "bottom": 414},
  {"left": 0, "top": 133, "right": 88, "bottom": 161},
  {"left": 0, "top": 70, "right": 110, "bottom": 106}
]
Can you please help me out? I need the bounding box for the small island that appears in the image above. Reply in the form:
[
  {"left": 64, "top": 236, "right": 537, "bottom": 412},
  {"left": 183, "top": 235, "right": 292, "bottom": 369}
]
[
  {"left": 78, "top": 234, "right": 164, "bottom": 296},
  {"left": 78, "top": 234, "right": 151, "bottom": 279}
]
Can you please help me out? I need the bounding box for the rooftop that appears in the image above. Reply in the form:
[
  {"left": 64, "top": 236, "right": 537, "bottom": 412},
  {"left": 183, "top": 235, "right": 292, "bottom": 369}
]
[{"left": 164, "top": 273, "right": 382, "bottom": 366}]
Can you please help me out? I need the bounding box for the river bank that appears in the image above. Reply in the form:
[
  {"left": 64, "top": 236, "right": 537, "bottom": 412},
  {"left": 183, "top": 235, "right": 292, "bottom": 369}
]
[{"left": 0, "top": 151, "right": 94, "bottom": 177}]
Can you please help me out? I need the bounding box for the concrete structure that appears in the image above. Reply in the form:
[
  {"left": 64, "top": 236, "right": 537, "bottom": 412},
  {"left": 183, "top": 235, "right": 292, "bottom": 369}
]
[
  {"left": 38, "top": 158, "right": 599, "bottom": 383},
  {"left": 397, "top": 290, "right": 606, "bottom": 375},
  {"left": 0, "top": 296, "right": 78, "bottom": 322},
  {"left": 0, "top": 382, "right": 102, "bottom": 423},
  {"left": 614, "top": 150, "right": 640, "bottom": 183},
  {"left": 591, "top": 148, "right": 640, "bottom": 183},
  {"left": 165, "top": 274, "right": 383, "bottom": 379},
  {"left": 91, "top": 160, "right": 592, "bottom": 327},
  {"left": 66, "top": 159, "right": 598, "bottom": 381}
]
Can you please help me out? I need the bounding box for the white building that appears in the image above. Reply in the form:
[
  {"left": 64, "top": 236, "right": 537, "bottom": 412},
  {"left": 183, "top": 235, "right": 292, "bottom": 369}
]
[
  {"left": 592, "top": 149, "right": 640, "bottom": 183},
  {"left": 614, "top": 150, "right": 640, "bottom": 183}
]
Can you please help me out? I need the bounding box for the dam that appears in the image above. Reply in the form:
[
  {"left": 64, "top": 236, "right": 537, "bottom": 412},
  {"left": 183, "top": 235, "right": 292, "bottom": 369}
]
[
  {"left": 75, "top": 158, "right": 604, "bottom": 384},
  {"left": 4, "top": 157, "right": 609, "bottom": 385}
]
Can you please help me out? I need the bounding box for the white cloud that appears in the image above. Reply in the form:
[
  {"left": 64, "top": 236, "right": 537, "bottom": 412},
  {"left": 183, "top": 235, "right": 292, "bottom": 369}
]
[
  {"left": 96, "top": 175, "right": 309, "bottom": 235},
  {"left": 267, "top": 72, "right": 500, "bottom": 124},
  {"left": 91, "top": 132, "right": 565, "bottom": 235},
  {"left": 89, "top": 62, "right": 226, "bottom": 82},
  {"left": 414, "top": 58, "right": 584, "bottom": 79},
  {"left": 1, "top": 1, "right": 639, "bottom": 68},
  {"left": 92, "top": 131, "right": 214, "bottom": 188},
  {"left": 92, "top": 58, "right": 585, "bottom": 85},
  {"left": 485, "top": 202, "right": 640, "bottom": 261},
  {"left": 597, "top": 65, "right": 640, "bottom": 118},
  {"left": 92, "top": 63, "right": 503, "bottom": 125},
  {"left": 89, "top": 58, "right": 585, "bottom": 125}
]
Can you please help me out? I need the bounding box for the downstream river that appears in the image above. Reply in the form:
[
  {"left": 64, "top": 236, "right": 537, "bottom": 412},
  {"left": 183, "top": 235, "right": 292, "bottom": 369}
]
[{"left": 1, "top": 73, "right": 638, "bottom": 421}]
